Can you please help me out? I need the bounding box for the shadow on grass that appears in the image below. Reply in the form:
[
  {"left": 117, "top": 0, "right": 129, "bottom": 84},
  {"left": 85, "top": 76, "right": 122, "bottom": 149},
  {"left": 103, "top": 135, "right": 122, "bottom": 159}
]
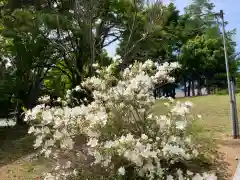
[{"left": 0, "top": 125, "right": 35, "bottom": 167}]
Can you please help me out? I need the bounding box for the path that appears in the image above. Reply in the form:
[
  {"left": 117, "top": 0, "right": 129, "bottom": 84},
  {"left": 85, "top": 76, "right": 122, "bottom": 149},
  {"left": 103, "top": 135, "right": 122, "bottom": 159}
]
[{"left": 218, "top": 135, "right": 240, "bottom": 179}]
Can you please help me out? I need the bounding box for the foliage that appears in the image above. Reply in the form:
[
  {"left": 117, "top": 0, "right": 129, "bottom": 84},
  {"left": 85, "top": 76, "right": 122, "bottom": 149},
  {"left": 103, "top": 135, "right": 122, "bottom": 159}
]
[
  {"left": 117, "top": 2, "right": 183, "bottom": 65},
  {"left": 25, "top": 60, "right": 216, "bottom": 180},
  {"left": 0, "top": 0, "right": 135, "bottom": 120},
  {"left": 43, "top": 61, "right": 72, "bottom": 98}
]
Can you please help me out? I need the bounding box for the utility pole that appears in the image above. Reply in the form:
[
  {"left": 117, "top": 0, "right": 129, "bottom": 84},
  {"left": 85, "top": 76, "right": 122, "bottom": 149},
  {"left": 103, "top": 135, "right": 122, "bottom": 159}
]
[{"left": 219, "top": 10, "right": 239, "bottom": 138}]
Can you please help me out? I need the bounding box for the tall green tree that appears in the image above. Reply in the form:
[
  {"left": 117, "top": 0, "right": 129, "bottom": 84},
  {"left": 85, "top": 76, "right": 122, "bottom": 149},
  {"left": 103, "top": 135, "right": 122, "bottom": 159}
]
[
  {"left": 178, "top": 0, "right": 238, "bottom": 95},
  {"left": 117, "top": 2, "right": 183, "bottom": 66}
]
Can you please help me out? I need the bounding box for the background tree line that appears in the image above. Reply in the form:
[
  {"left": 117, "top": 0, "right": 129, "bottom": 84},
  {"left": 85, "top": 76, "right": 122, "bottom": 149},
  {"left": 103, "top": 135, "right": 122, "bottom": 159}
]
[{"left": 0, "top": 0, "right": 239, "bottom": 125}]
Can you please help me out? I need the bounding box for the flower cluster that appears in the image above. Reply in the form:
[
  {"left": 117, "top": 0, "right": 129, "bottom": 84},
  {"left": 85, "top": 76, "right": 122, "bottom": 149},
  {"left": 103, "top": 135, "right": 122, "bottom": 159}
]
[{"left": 25, "top": 60, "right": 217, "bottom": 180}]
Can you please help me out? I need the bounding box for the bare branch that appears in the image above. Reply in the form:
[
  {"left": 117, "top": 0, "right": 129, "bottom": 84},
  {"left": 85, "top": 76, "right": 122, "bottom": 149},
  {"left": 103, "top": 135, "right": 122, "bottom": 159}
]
[
  {"left": 123, "top": 0, "right": 138, "bottom": 59},
  {"left": 103, "top": 36, "right": 120, "bottom": 48},
  {"left": 124, "top": 33, "right": 150, "bottom": 58}
]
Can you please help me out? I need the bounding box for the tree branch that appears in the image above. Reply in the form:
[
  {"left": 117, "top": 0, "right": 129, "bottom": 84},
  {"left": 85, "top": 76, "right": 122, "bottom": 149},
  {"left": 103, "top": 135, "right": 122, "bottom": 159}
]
[
  {"left": 123, "top": 0, "right": 137, "bottom": 59},
  {"left": 103, "top": 36, "right": 120, "bottom": 48}
]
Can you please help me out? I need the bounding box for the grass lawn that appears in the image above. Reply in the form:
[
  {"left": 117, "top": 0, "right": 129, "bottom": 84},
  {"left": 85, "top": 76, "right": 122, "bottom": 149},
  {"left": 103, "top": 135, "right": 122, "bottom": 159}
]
[
  {"left": 153, "top": 95, "right": 236, "bottom": 136},
  {"left": 1, "top": 95, "right": 240, "bottom": 179},
  {"left": 153, "top": 95, "right": 240, "bottom": 179}
]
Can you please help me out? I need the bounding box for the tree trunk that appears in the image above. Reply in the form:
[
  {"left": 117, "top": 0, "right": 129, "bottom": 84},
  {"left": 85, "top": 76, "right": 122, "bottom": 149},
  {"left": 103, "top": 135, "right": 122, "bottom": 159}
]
[
  {"left": 16, "top": 101, "right": 26, "bottom": 126},
  {"left": 27, "top": 80, "right": 41, "bottom": 109},
  {"left": 184, "top": 79, "right": 187, "bottom": 97},
  {"left": 6, "top": 94, "right": 13, "bottom": 120},
  {"left": 172, "top": 86, "right": 176, "bottom": 99},
  {"left": 197, "top": 79, "right": 202, "bottom": 96},
  {"left": 153, "top": 88, "right": 157, "bottom": 99},
  {"left": 191, "top": 80, "right": 195, "bottom": 96},
  {"left": 16, "top": 116, "right": 26, "bottom": 126},
  {"left": 205, "top": 79, "right": 211, "bottom": 94},
  {"left": 187, "top": 80, "right": 191, "bottom": 96},
  {"left": 207, "top": 86, "right": 211, "bottom": 94}
]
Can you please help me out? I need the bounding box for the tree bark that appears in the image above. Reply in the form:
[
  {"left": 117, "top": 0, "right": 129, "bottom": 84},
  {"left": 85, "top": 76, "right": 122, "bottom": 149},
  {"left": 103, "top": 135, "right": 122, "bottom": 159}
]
[
  {"left": 16, "top": 101, "right": 26, "bottom": 126},
  {"left": 207, "top": 86, "right": 211, "bottom": 94},
  {"left": 187, "top": 80, "right": 191, "bottom": 96},
  {"left": 184, "top": 78, "right": 187, "bottom": 97},
  {"left": 197, "top": 78, "right": 202, "bottom": 96},
  {"left": 172, "top": 85, "right": 176, "bottom": 99},
  {"left": 27, "top": 79, "right": 41, "bottom": 109},
  {"left": 191, "top": 80, "right": 195, "bottom": 96}
]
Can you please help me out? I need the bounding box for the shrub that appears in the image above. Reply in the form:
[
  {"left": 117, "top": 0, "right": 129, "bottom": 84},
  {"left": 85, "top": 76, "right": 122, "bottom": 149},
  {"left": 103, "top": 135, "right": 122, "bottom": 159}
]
[
  {"left": 25, "top": 60, "right": 217, "bottom": 180},
  {"left": 215, "top": 88, "right": 240, "bottom": 95}
]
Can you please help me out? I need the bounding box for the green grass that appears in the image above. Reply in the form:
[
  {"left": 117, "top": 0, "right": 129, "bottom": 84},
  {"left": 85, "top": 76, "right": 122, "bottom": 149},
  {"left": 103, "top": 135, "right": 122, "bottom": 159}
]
[
  {"left": 153, "top": 95, "right": 239, "bottom": 137},
  {"left": 152, "top": 95, "right": 240, "bottom": 179},
  {"left": 0, "top": 94, "right": 239, "bottom": 179}
]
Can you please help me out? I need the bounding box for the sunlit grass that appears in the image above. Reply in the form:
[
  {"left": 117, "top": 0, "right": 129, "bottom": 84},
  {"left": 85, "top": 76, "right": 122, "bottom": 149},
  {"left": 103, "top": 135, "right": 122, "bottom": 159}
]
[{"left": 153, "top": 95, "right": 238, "bottom": 137}]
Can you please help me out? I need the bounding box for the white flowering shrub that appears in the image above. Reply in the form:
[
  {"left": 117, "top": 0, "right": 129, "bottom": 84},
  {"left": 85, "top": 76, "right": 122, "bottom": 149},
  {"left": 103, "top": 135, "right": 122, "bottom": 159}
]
[{"left": 25, "top": 60, "right": 217, "bottom": 180}]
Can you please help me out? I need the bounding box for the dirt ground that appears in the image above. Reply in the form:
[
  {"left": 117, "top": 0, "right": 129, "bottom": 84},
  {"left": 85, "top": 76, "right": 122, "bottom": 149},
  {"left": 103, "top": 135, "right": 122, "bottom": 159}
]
[{"left": 218, "top": 135, "right": 240, "bottom": 180}]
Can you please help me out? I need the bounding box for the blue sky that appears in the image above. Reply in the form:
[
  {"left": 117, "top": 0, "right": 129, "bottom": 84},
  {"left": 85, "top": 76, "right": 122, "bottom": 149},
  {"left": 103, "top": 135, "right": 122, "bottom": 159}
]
[{"left": 105, "top": 0, "right": 240, "bottom": 57}]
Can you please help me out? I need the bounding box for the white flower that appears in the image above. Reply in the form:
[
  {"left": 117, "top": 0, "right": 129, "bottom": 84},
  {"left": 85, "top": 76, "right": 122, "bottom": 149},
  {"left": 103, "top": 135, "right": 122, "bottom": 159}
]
[
  {"left": 164, "top": 102, "right": 170, "bottom": 107},
  {"left": 185, "top": 101, "right": 193, "bottom": 107},
  {"left": 119, "top": 134, "right": 134, "bottom": 144},
  {"left": 192, "top": 173, "right": 204, "bottom": 180},
  {"left": 104, "top": 140, "right": 118, "bottom": 149},
  {"left": 185, "top": 137, "right": 191, "bottom": 143},
  {"left": 87, "top": 138, "right": 99, "bottom": 147},
  {"left": 54, "top": 108, "right": 63, "bottom": 116},
  {"left": 177, "top": 169, "right": 184, "bottom": 180},
  {"left": 34, "top": 136, "right": 43, "bottom": 148},
  {"left": 193, "top": 149, "right": 199, "bottom": 156},
  {"left": 118, "top": 167, "right": 125, "bottom": 175},
  {"left": 53, "top": 130, "right": 63, "bottom": 140},
  {"left": 69, "top": 10, "right": 74, "bottom": 14},
  {"left": 96, "top": 69, "right": 101, "bottom": 74},
  {"left": 60, "top": 138, "right": 74, "bottom": 149},
  {"left": 89, "top": 150, "right": 103, "bottom": 164},
  {"left": 26, "top": 104, "right": 43, "bottom": 120},
  {"left": 42, "top": 110, "right": 53, "bottom": 124},
  {"left": 65, "top": 161, "right": 72, "bottom": 168},
  {"left": 75, "top": 85, "right": 81, "bottom": 92},
  {"left": 206, "top": 174, "right": 217, "bottom": 180},
  {"left": 92, "top": 63, "right": 100, "bottom": 68},
  {"left": 73, "top": 169, "right": 78, "bottom": 176},
  {"left": 187, "top": 170, "right": 193, "bottom": 176},
  {"left": 43, "top": 173, "right": 55, "bottom": 180},
  {"left": 38, "top": 95, "right": 50, "bottom": 103},
  {"left": 44, "top": 149, "right": 52, "bottom": 158},
  {"left": 171, "top": 103, "right": 190, "bottom": 116},
  {"left": 147, "top": 114, "right": 153, "bottom": 119},
  {"left": 113, "top": 55, "right": 121, "bottom": 61},
  {"left": 141, "top": 134, "right": 148, "bottom": 140},
  {"left": 28, "top": 126, "right": 35, "bottom": 134},
  {"left": 167, "top": 175, "right": 174, "bottom": 180},
  {"left": 45, "top": 139, "right": 54, "bottom": 147},
  {"left": 197, "top": 114, "right": 202, "bottom": 119},
  {"left": 102, "top": 156, "right": 111, "bottom": 167},
  {"left": 175, "top": 121, "right": 187, "bottom": 130},
  {"left": 95, "top": 19, "right": 102, "bottom": 24}
]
